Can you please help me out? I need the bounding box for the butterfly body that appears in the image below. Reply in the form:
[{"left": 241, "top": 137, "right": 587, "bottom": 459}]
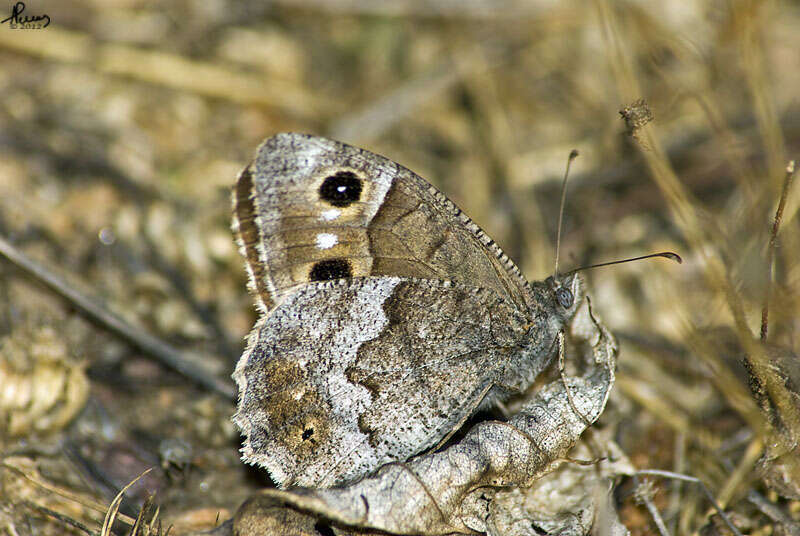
[{"left": 232, "top": 134, "right": 581, "bottom": 488}]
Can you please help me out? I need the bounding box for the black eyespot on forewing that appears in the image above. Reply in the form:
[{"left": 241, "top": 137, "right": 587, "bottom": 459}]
[
  {"left": 314, "top": 521, "right": 336, "bottom": 536},
  {"left": 555, "top": 287, "right": 574, "bottom": 308},
  {"left": 319, "top": 171, "right": 363, "bottom": 207},
  {"left": 309, "top": 259, "right": 352, "bottom": 281}
]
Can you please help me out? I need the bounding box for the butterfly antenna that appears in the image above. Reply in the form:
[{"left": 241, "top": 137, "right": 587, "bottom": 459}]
[
  {"left": 564, "top": 251, "right": 682, "bottom": 276},
  {"left": 554, "top": 150, "right": 580, "bottom": 279},
  {"left": 761, "top": 160, "right": 796, "bottom": 341}
]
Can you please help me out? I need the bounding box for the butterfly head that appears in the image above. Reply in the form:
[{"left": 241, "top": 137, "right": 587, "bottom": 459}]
[{"left": 540, "top": 272, "right": 583, "bottom": 325}]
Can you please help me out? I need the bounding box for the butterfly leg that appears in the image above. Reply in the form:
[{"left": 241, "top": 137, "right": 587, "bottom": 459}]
[
  {"left": 558, "top": 330, "right": 592, "bottom": 425},
  {"left": 432, "top": 382, "right": 493, "bottom": 451},
  {"left": 494, "top": 399, "right": 511, "bottom": 419}
]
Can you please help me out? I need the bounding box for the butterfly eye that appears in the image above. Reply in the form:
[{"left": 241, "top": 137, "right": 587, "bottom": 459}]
[{"left": 555, "top": 287, "right": 573, "bottom": 308}]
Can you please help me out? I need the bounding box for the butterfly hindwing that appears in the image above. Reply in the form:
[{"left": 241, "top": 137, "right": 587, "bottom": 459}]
[{"left": 232, "top": 276, "right": 538, "bottom": 488}]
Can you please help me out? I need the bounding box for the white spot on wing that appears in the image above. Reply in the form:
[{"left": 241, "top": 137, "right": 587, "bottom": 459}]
[
  {"left": 320, "top": 209, "right": 341, "bottom": 221},
  {"left": 316, "top": 233, "right": 338, "bottom": 249}
]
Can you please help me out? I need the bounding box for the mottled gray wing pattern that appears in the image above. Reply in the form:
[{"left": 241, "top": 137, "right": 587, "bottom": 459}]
[
  {"left": 232, "top": 276, "right": 536, "bottom": 488},
  {"left": 230, "top": 133, "right": 583, "bottom": 490},
  {"left": 231, "top": 133, "right": 531, "bottom": 313}
]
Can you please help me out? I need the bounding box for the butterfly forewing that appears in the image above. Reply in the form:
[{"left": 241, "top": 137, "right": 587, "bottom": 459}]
[{"left": 232, "top": 133, "right": 531, "bottom": 312}]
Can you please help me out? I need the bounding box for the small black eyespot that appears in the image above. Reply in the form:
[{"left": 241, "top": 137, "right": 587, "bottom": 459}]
[
  {"left": 302, "top": 428, "right": 314, "bottom": 440},
  {"left": 309, "top": 258, "right": 352, "bottom": 281},
  {"left": 319, "top": 171, "right": 363, "bottom": 207},
  {"left": 555, "top": 287, "right": 573, "bottom": 308},
  {"left": 314, "top": 521, "right": 336, "bottom": 536}
]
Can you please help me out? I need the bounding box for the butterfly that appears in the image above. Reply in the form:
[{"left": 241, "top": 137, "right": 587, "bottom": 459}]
[{"left": 231, "top": 133, "right": 582, "bottom": 488}]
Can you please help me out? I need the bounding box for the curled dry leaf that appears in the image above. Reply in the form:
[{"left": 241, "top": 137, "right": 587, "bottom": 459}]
[
  {"left": 231, "top": 296, "right": 618, "bottom": 536},
  {"left": 0, "top": 323, "right": 89, "bottom": 439},
  {"left": 485, "top": 436, "right": 633, "bottom": 536}
]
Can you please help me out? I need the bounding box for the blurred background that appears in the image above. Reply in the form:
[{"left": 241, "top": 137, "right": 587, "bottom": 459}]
[{"left": 0, "top": 0, "right": 798, "bottom": 534}]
